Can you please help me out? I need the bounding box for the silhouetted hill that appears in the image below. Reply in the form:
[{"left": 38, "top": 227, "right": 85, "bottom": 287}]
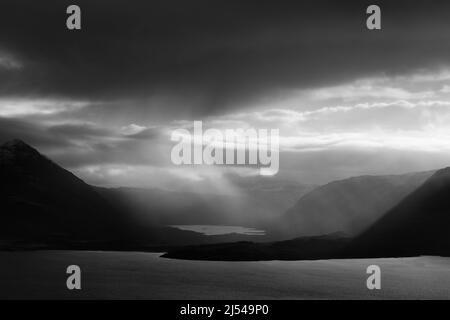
[
  {"left": 281, "top": 171, "right": 433, "bottom": 237},
  {"left": 0, "top": 139, "right": 139, "bottom": 244},
  {"left": 347, "top": 167, "right": 450, "bottom": 257},
  {"left": 162, "top": 232, "right": 350, "bottom": 261}
]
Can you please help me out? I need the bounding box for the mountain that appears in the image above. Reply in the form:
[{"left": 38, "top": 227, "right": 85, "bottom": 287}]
[
  {"left": 0, "top": 139, "right": 138, "bottom": 244},
  {"left": 347, "top": 167, "right": 450, "bottom": 257},
  {"left": 280, "top": 171, "right": 434, "bottom": 238}
]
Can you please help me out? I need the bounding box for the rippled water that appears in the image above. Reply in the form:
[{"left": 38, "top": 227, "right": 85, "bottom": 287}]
[{"left": 1, "top": 251, "right": 450, "bottom": 299}]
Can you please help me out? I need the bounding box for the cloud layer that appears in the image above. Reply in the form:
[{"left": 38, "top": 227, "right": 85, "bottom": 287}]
[{"left": 2, "top": 1, "right": 450, "bottom": 188}]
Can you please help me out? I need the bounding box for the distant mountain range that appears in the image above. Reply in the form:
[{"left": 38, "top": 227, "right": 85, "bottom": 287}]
[
  {"left": 280, "top": 171, "right": 433, "bottom": 237},
  {"left": 2, "top": 139, "right": 450, "bottom": 260},
  {"left": 166, "top": 167, "right": 450, "bottom": 260}
]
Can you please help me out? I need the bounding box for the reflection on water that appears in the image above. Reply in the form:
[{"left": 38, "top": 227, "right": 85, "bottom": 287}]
[{"left": 171, "top": 224, "right": 266, "bottom": 235}]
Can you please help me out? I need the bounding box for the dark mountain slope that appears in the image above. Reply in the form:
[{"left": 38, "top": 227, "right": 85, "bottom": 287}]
[
  {"left": 0, "top": 139, "right": 136, "bottom": 242},
  {"left": 347, "top": 167, "right": 450, "bottom": 257}
]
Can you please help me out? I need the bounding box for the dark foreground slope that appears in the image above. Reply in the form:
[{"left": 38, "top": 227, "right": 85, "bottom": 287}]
[{"left": 347, "top": 167, "right": 450, "bottom": 258}]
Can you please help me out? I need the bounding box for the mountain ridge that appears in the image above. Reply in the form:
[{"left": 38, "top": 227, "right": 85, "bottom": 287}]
[
  {"left": 281, "top": 170, "right": 435, "bottom": 237},
  {"left": 0, "top": 139, "right": 134, "bottom": 242}
]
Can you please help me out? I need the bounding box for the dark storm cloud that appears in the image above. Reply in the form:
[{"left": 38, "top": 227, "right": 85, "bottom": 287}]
[
  {"left": 47, "top": 123, "right": 112, "bottom": 139},
  {"left": 1, "top": 0, "right": 450, "bottom": 116}
]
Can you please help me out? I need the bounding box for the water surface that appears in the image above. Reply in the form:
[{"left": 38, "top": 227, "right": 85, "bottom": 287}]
[{"left": 1, "top": 251, "right": 450, "bottom": 299}]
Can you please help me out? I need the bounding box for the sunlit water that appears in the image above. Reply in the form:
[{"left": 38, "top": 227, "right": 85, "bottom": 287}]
[
  {"left": 1, "top": 251, "right": 450, "bottom": 299},
  {"left": 171, "top": 225, "right": 266, "bottom": 236}
]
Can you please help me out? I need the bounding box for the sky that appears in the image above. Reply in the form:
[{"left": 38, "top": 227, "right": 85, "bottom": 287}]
[{"left": 1, "top": 0, "right": 450, "bottom": 191}]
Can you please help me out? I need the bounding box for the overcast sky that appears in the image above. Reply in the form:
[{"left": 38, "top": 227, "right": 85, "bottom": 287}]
[{"left": 1, "top": 0, "right": 450, "bottom": 191}]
